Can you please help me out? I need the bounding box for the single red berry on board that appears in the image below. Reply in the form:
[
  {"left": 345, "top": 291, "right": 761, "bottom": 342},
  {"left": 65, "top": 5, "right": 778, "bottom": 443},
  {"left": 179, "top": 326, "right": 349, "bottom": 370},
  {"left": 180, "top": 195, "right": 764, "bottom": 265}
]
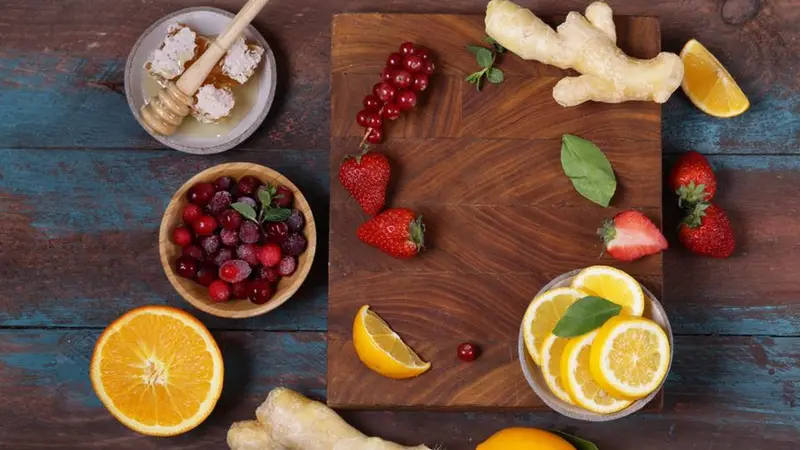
[
  {"left": 365, "top": 113, "right": 382, "bottom": 129},
  {"left": 412, "top": 73, "right": 429, "bottom": 91},
  {"left": 363, "top": 95, "right": 382, "bottom": 112},
  {"left": 219, "top": 209, "right": 243, "bottom": 230},
  {"left": 175, "top": 256, "right": 199, "bottom": 279},
  {"left": 265, "top": 222, "right": 289, "bottom": 244},
  {"left": 172, "top": 226, "right": 193, "bottom": 247},
  {"left": 248, "top": 279, "right": 275, "bottom": 304},
  {"left": 669, "top": 150, "right": 717, "bottom": 206},
  {"left": 387, "top": 52, "right": 404, "bottom": 67},
  {"left": 195, "top": 263, "right": 218, "bottom": 287},
  {"left": 339, "top": 151, "right": 390, "bottom": 215},
  {"left": 193, "top": 215, "right": 218, "bottom": 236},
  {"left": 182, "top": 204, "right": 203, "bottom": 224},
  {"left": 273, "top": 185, "right": 294, "bottom": 208},
  {"left": 399, "top": 41, "right": 416, "bottom": 55},
  {"left": 231, "top": 281, "right": 250, "bottom": 299},
  {"left": 219, "top": 259, "right": 252, "bottom": 283},
  {"left": 208, "top": 280, "right": 231, "bottom": 303},
  {"left": 598, "top": 210, "right": 668, "bottom": 262},
  {"left": 357, "top": 208, "right": 425, "bottom": 258},
  {"left": 679, "top": 203, "right": 735, "bottom": 258},
  {"left": 182, "top": 244, "right": 204, "bottom": 261},
  {"left": 366, "top": 128, "right": 383, "bottom": 144},
  {"left": 257, "top": 243, "right": 282, "bottom": 267},
  {"left": 373, "top": 82, "right": 396, "bottom": 103},
  {"left": 356, "top": 109, "right": 370, "bottom": 127},
  {"left": 404, "top": 54, "right": 424, "bottom": 73},
  {"left": 391, "top": 70, "right": 413, "bottom": 89},
  {"left": 457, "top": 343, "right": 479, "bottom": 362},
  {"left": 381, "top": 103, "right": 401, "bottom": 121},
  {"left": 395, "top": 90, "right": 417, "bottom": 111},
  {"left": 422, "top": 60, "right": 435, "bottom": 75},
  {"left": 277, "top": 255, "right": 298, "bottom": 277},
  {"left": 213, "top": 176, "right": 236, "bottom": 192},
  {"left": 187, "top": 182, "right": 215, "bottom": 206},
  {"left": 257, "top": 265, "right": 281, "bottom": 283},
  {"left": 236, "top": 175, "right": 261, "bottom": 197}
]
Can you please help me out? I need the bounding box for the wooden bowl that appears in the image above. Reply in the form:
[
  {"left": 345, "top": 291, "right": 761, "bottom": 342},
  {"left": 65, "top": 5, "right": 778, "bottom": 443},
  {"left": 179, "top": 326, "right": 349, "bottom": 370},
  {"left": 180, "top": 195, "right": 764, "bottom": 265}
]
[
  {"left": 518, "top": 269, "right": 673, "bottom": 422},
  {"left": 159, "top": 163, "right": 316, "bottom": 318}
]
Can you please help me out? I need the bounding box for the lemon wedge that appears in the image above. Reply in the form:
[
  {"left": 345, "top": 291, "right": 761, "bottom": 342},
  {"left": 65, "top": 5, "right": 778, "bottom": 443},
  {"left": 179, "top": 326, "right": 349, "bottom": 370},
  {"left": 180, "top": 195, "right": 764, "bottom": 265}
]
[
  {"left": 680, "top": 39, "right": 749, "bottom": 118},
  {"left": 352, "top": 305, "right": 430, "bottom": 379}
]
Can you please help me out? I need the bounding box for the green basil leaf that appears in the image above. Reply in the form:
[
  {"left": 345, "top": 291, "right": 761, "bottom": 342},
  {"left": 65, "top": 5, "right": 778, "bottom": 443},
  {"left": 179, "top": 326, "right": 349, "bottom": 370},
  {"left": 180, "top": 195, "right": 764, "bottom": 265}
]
[
  {"left": 231, "top": 202, "right": 257, "bottom": 221},
  {"left": 476, "top": 47, "right": 493, "bottom": 68},
  {"left": 465, "top": 44, "right": 486, "bottom": 55},
  {"left": 553, "top": 296, "right": 622, "bottom": 337},
  {"left": 262, "top": 208, "right": 292, "bottom": 222},
  {"left": 486, "top": 67, "right": 504, "bottom": 84},
  {"left": 549, "top": 430, "right": 599, "bottom": 450},
  {"left": 257, "top": 189, "right": 272, "bottom": 207},
  {"left": 561, "top": 134, "right": 616, "bottom": 207}
]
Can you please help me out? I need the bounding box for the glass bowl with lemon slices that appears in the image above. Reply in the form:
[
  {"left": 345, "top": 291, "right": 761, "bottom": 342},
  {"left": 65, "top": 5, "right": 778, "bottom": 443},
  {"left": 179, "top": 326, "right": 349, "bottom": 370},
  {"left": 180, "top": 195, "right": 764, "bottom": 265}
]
[{"left": 518, "top": 266, "right": 673, "bottom": 422}]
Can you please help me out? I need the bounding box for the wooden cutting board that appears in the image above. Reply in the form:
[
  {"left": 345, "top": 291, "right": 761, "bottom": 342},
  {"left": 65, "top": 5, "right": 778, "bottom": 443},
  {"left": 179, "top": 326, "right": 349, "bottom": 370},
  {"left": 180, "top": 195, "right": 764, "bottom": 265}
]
[{"left": 328, "top": 12, "right": 664, "bottom": 410}]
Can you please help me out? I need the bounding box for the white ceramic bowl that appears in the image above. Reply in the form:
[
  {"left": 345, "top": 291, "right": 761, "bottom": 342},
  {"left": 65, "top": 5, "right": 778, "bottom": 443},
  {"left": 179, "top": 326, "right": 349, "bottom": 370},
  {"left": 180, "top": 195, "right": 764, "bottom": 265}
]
[
  {"left": 125, "top": 7, "right": 277, "bottom": 154},
  {"left": 518, "top": 269, "right": 674, "bottom": 422}
]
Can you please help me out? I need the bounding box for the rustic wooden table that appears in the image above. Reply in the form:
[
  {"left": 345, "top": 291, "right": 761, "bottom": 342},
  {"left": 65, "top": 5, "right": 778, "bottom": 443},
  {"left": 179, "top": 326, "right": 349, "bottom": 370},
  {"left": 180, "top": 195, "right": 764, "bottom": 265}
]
[{"left": 0, "top": 0, "right": 797, "bottom": 448}]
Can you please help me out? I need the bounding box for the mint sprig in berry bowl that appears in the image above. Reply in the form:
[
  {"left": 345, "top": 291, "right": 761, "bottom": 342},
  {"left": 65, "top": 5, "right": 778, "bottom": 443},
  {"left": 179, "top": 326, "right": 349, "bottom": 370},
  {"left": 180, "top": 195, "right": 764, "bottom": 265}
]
[{"left": 159, "top": 163, "right": 316, "bottom": 319}]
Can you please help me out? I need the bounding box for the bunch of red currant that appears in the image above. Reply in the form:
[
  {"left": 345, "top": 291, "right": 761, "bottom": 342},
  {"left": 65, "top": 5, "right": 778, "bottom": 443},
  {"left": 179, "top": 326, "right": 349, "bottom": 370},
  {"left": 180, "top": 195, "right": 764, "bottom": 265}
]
[{"left": 356, "top": 41, "right": 436, "bottom": 145}]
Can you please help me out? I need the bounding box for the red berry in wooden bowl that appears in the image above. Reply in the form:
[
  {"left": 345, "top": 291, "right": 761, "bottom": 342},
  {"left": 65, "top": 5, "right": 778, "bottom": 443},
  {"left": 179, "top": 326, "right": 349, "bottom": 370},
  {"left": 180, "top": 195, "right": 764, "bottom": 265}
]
[
  {"left": 277, "top": 255, "right": 297, "bottom": 277},
  {"left": 193, "top": 215, "right": 218, "bottom": 236},
  {"left": 248, "top": 280, "right": 274, "bottom": 304},
  {"left": 236, "top": 175, "right": 261, "bottom": 196},
  {"left": 208, "top": 191, "right": 232, "bottom": 216},
  {"left": 258, "top": 243, "right": 282, "bottom": 268},
  {"left": 282, "top": 233, "right": 307, "bottom": 257},
  {"left": 457, "top": 342, "right": 479, "bottom": 362},
  {"left": 231, "top": 281, "right": 250, "bottom": 299},
  {"left": 239, "top": 221, "right": 261, "bottom": 244},
  {"left": 182, "top": 204, "right": 203, "bottom": 224},
  {"left": 213, "top": 176, "right": 235, "bottom": 192},
  {"left": 286, "top": 209, "right": 305, "bottom": 232},
  {"left": 257, "top": 266, "right": 280, "bottom": 284},
  {"left": 265, "top": 222, "right": 289, "bottom": 244},
  {"left": 195, "top": 263, "right": 218, "bottom": 287},
  {"left": 200, "top": 234, "right": 221, "bottom": 256},
  {"left": 273, "top": 186, "right": 294, "bottom": 208},
  {"left": 208, "top": 280, "right": 231, "bottom": 303},
  {"left": 182, "top": 244, "right": 204, "bottom": 261},
  {"left": 212, "top": 247, "right": 234, "bottom": 266},
  {"left": 236, "top": 196, "right": 257, "bottom": 208},
  {"left": 175, "top": 256, "right": 199, "bottom": 279},
  {"left": 187, "top": 182, "right": 215, "bottom": 206},
  {"left": 219, "top": 209, "right": 243, "bottom": 230},
  {"left": 219, "top": 259, "right": 251, "bottom": 283},
  {"left": 220, "top": 228, "right": 240, "bottom": 247},
  {"left": 172, "top": 226, "right": 193, "bottom": 247},
  {"left": 236, "top": 243, "right": 260, "bottom": 267}
]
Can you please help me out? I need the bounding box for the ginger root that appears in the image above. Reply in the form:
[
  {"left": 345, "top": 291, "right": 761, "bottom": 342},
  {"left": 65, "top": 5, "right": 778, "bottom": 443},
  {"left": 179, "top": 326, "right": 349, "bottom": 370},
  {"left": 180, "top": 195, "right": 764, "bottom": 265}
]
[
  {"left": 485, "top": 0, "right": 684, "bottom": 106},
  {"left": 227, "top": 388, "right": 433, "bottom": 450}
]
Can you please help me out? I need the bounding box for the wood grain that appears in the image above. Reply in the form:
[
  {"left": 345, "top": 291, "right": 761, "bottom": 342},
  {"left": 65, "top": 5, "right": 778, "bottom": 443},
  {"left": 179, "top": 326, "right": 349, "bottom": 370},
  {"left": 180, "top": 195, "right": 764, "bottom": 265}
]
[{"left": 328, "top": 13, "right": 663, "bottom": 409}]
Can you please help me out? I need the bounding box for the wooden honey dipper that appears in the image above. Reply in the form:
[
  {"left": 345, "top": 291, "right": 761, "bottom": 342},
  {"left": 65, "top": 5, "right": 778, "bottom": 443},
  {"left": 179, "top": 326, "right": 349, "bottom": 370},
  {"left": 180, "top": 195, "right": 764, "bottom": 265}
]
[{"left": 140, "top": 0, "right": 270, "bottom": 136}]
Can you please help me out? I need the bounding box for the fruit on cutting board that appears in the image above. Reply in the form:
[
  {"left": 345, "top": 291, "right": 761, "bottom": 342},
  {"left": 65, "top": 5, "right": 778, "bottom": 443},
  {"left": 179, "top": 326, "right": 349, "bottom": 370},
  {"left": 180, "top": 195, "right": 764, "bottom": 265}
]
[
  {"left": 679, "top": 202, "right": 736, "bottom": 258},
  {"left": 339, "top": 150, "right": 391, "bottom": 215},
  {"left": 669, "top": 150, "right": 717, "bottom": 205},
  {"left": 540, "top": 333, "right": 575, "bottom": 404},
  {"left": 352, "top": 305, "right": 430, "bottom": 379},
  {"left": 590, "top": 315, "right": 671, "bottom": 399},
  {"left": 477, "top": 427, "right": 576, "bottom": 450},
  {"left": 90, "top": 306, "right": 223, "bottom": 436},
  {"left": 680, "top": 38, "right": 749, "bottom": 118},
  {"left": 522, "top": 287, "right": 586, "bottom": 365},
  {"left": 357, "top": 208, "right": 425, "bottom": 258},
  {"left": 570, "top": 266, "right": 645, "bottom": 316},
  {"left": 598, "top": 211, "right": 667, "bottom": 262}
]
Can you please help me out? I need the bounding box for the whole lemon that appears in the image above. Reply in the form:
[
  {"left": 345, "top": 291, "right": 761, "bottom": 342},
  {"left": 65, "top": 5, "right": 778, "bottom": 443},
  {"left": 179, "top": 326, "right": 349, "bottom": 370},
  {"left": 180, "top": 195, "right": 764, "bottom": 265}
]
[{"left": 476, "top": 428, "right": 576, "bottom": 450}]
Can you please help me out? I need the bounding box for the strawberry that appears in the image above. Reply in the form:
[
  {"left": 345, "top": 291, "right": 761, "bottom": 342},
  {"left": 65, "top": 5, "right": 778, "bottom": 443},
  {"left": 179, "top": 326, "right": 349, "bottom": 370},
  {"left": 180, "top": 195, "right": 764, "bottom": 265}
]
[
  {"left": 357, "top": 208, "right": 424, "bottom": 258},
  {"left": 669, "top": 151, "right": 717, "bottom": 206},
  {"left": 339, "top": 151, "right": 390, "bottom": 215},
  {"left": 598, "top": 211, "right": 668, "bottom": 262},
  {"left": 679, "top": 203, "right": 735, "bottom": 258}
]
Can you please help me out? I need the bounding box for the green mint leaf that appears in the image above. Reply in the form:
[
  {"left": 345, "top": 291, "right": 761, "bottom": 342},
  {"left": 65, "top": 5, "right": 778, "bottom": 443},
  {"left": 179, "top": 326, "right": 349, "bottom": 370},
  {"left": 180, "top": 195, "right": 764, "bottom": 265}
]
[
  {"left": 257, "top": 189, "right": 272, "bottom": 208},
  {"left": 262, "top": 208, "right": 292, "bottom": 222},
  {"left": 476, "top": 47, "right": 493, "bottom": 68},
  {"left": 465, "top": 44, "right": 486, "bottom": 55},
  {"left": 561, "top": 134, "right": 617, "bottom": 207},
  {"left": 483, "top": 36, "right": 506, "bottom": 53},
  {"left": 231, "top": 202, "right": 257, "bottom": 222},
  {"left": 553, "top": 296, "right": 622, "bottom": 337},
  {"left": 486, "top": 67, "right": 504, "bottom": 84},
  {"left": 483, "top": 36, "right": 498, "bottom": 45},
  {"left": 549, "top": 431, "right": 599, "bottom": 450}
]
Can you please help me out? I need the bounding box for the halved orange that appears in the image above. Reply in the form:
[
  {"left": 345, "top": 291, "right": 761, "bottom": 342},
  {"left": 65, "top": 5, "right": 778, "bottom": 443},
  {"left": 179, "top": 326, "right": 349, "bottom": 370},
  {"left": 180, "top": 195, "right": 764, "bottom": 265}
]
[
  {"left": 90, "top": 306, "right": 224, "bottom": 436},
  {"left": 680, "top": 39, "right": 749, "bottom": 118}
]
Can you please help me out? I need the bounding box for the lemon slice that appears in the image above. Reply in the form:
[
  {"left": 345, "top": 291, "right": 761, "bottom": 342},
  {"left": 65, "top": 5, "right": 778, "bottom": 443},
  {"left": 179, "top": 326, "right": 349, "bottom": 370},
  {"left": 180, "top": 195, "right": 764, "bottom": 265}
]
[
  {"left": 352, "top": 305, "right": 430, "bottom": 379},
  {"left": 561, "top": 330, "right": 632, "bottom": 414},
  {"left": 522, "top": 287, "right": 587, "bottom": 365},
  {"left": 590, "top": 316, "right": 671, "bottom": 400},
  {"left": 571, "top": 266, "right": 644, "bottom": 316},
  {"left": 539, "top": 333, "right": 574, "bottom": 405},
  {"left": 680, "top": 39, "right": 749, "bottom": 118}
]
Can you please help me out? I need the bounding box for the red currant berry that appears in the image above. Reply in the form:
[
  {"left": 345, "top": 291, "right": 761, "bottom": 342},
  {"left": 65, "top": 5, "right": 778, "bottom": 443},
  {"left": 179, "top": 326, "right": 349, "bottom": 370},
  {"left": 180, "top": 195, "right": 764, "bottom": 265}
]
[
  {"left": 356, "top": 109, "right": 370, "bottom": 127},
  {"left": 387, "top": 52, "right": 404, "bottom": 67},
  {"left": 186, "top": 182, "right": 215, "bottom": 206},
  {"left": 381, "top": 67, "right": 394, "bottom": 83},
  {"left": 208, "top": 280, "right": 232, "bottom": 303},
  {"left": 404, "top": 54, "right": 424, "bottom": 73},
  {"left": 175, "top": 256, "right": 199, "bottom": 279},
  {"left": 399, "top": 41, "right": 416, "bottom": 55},
  {"left": 363, "top": 95, "right": 382, "bottom": 112},
  {"left": 412, "top": 74, "right": 429, "bottom": 91},
  {"left": 366, "top": 128, "right": 383, "bottom": 144},
  {"left": 372, "top": 82, "right": 396, "bottom": 103},
  {"left": 193, "top": 215, "right": 218, "bottom": 236},
  {"left": 365, "top": 113, "right": 382, "bottom": 129},
  {"left": 395, "top": 90, "right": 417, "bottom": 111},
  {"left": 390, "top": 70, "right": 413, "bottom": 89},
  {"left": 416, "top": 47, "right": 432, "bottom": 61},
  {"left": 381, "top": 103, "right": 401, "bottom": 121},
  {"left": 172, "top": 226, "right": 193, "bottom": 247},
  {"left": 457, "top": 342, "right": 479, "bottom": 362},
  {"left": 182, "top": 204, "right": 203, "bottom": 224},
  {"left": 422, "top": 60, "right": 435, "bottom": 75}
]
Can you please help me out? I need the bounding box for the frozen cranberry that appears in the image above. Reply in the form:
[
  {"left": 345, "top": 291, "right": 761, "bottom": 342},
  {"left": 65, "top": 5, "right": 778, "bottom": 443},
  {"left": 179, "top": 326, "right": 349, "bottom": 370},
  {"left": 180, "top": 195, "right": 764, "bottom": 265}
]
[
  {"left": 208, "top": 280, "right": 231, "bottom": 303},
  {"left": 175, "top": 256, "right": 199, "bottom": 279},
  {"left": 257, "top": 243, "right": 282, "bottom": 267},
  {"left": 219, "top": 209, "right": 243, "bottom": 230},
  {"left": 208, "top": 191, "right": 232, "bottom": 216},
  {"left": 277, "top": 255, "right": 297, "bottom": 277},
  {"left": 182, "top": 244, "right": 204, "bottom": 261},
  {"left": 213, "top": 176, "right": 236, "bottom": 192},
  {"left": 457, "top": 343, "right": 479, "bottom": 362},
  {"left": 257, "top": 265, "right": 280, "bottom": 284},
  {"left": 182, "top": 204, "right": 203, "bottom": 224},
  {"left": 281, "top": 233, "right": 307, "bottom": 256},
  {"left": 195, "top": 263, "right": 218, "bottom": 287},
  {"left": 265, "top": 222, "right": 288, "bottom": 244},
  {"left": 220, "top": 228, "right": 240, "bottom": 247},
  {"left": 236, "top": 243, "right": 260, "bottom": 267},
  {"left": 187, "top": 182, "right": 215, "bottom": 206},
  {"left": 193, "top": 215, "right": 218, "bottom": 236},
  {"left": 248, "top": 279, "right": 274, "bottom": 304},
  {"left": 212, "top": 247, "right": 234, "bottom": 266},
  {"left": 219, "top": 259, "right": 252, "bottom": 283},
  {"left": 235, "top": 196, "right": 257, "bottom": 209},
  {"left": 199, "top": 234, "right": 220, "bottom": 256},
  {"left": 286, "top": 209, "right": 305, "bottom": 232},
  {"left": 231, "top": 281, "right": 250, "bottom": 299},
  {"left": 236, "top": 175, "right": 261, "bottom": 196},
  {"left": 172, "top": 226, "right": 193, "bottom": 247},
  {"left": 272, "top": 186, "right": 294, "bottom": 208},
  {"left": 239, "top": 221, "right": 261, "bottom": 244}
]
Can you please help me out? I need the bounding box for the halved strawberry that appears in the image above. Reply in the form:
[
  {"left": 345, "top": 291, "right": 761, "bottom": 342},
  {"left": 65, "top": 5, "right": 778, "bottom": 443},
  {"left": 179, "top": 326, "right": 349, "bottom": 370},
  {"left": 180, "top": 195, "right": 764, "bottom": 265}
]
[{"left": 598, "top": 211, "right": 668, "bottom": 262}]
